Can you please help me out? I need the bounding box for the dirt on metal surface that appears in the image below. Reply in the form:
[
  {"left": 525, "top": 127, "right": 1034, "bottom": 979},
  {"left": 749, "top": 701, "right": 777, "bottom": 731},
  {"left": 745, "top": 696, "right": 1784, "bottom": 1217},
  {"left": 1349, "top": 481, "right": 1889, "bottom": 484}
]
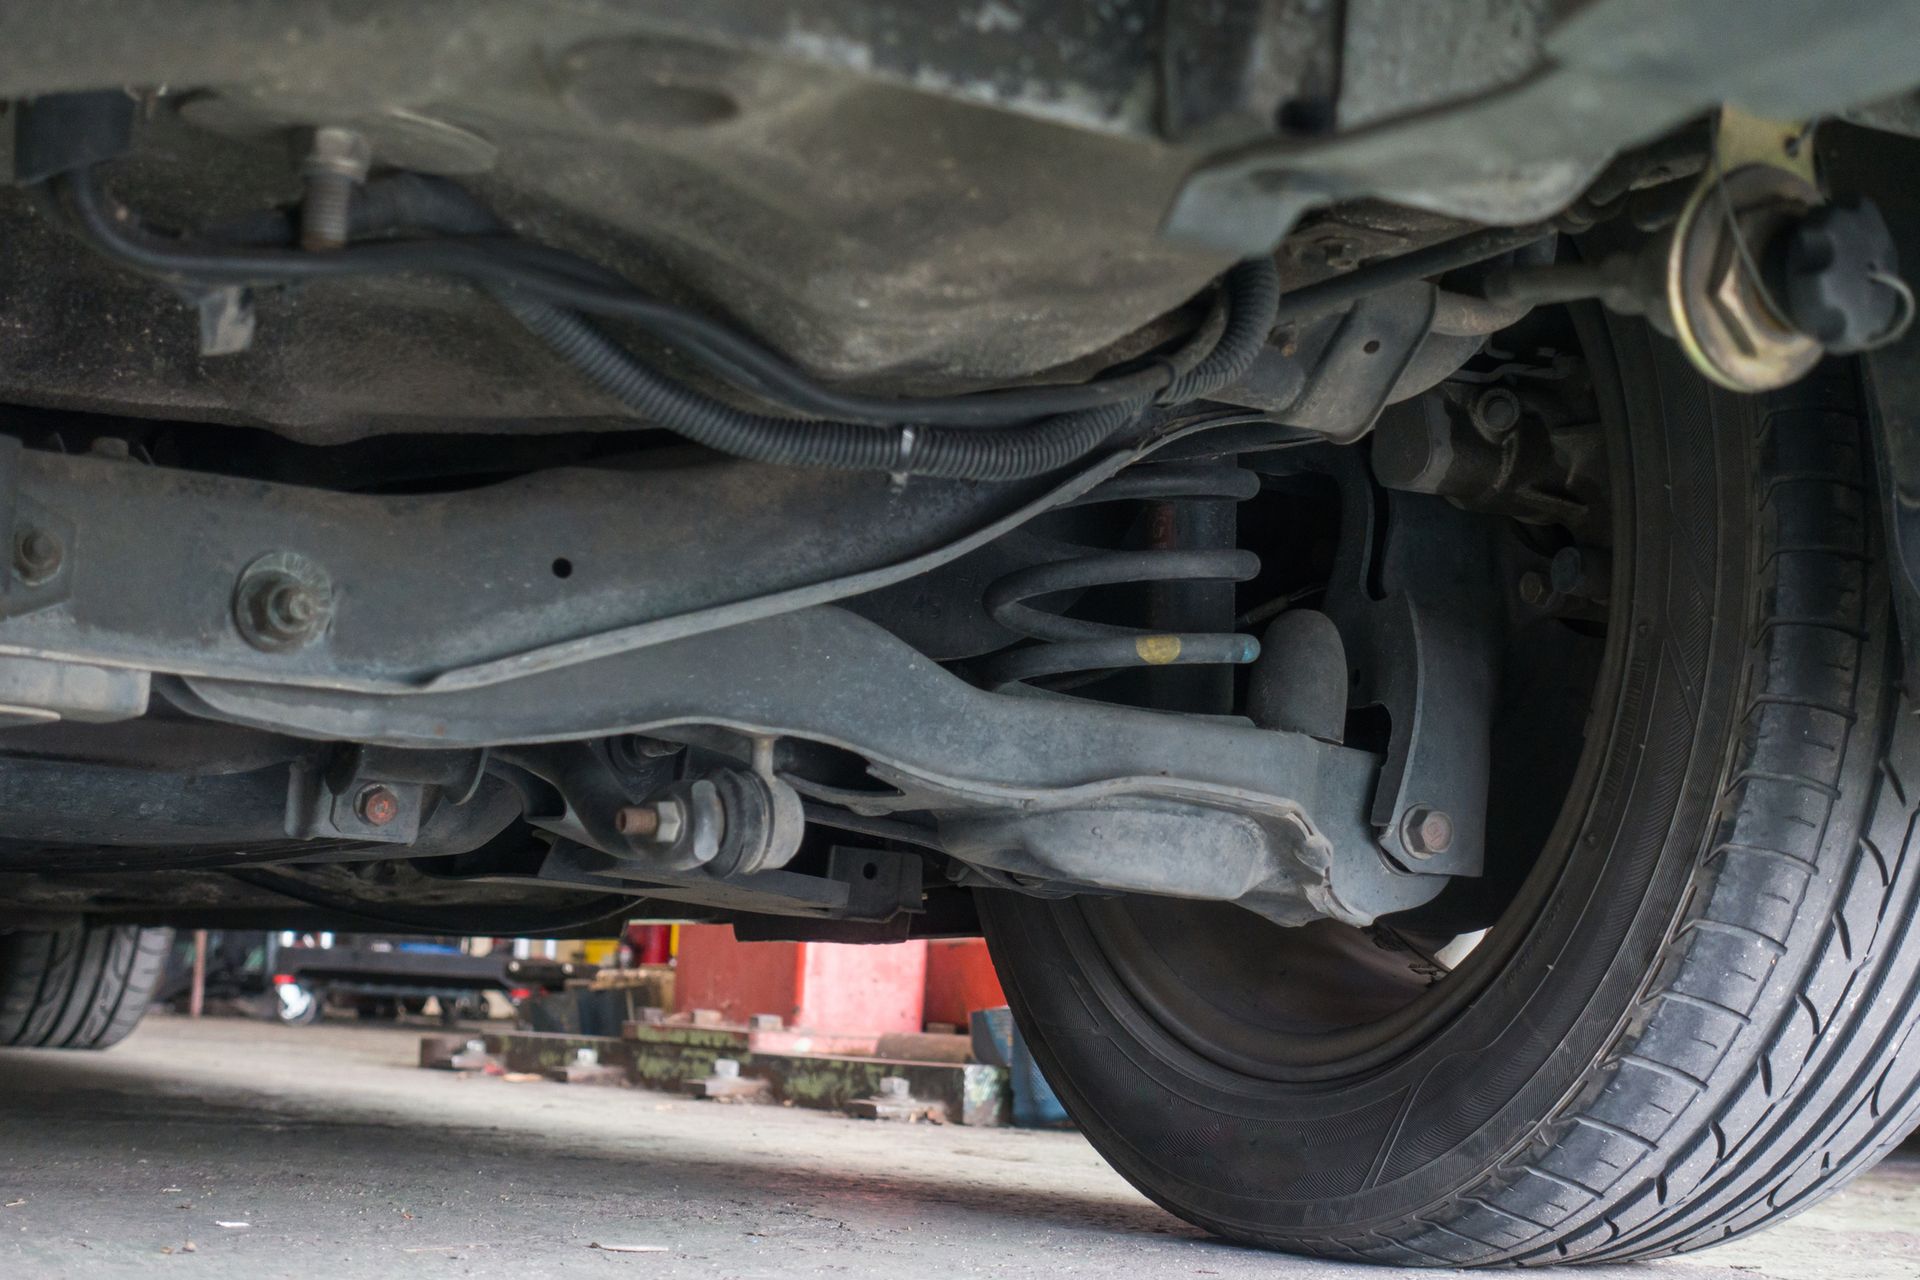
[{"left": 0, "top": 1013, "right": 1913, "bottom": 1277}]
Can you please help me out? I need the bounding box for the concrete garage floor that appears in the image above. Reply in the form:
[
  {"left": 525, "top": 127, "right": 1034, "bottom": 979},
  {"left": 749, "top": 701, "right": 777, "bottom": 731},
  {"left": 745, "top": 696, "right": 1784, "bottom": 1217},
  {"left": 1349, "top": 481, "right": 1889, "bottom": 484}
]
[{"left": 0, "top": 1016, "right": 1914, "bottom": 1278}]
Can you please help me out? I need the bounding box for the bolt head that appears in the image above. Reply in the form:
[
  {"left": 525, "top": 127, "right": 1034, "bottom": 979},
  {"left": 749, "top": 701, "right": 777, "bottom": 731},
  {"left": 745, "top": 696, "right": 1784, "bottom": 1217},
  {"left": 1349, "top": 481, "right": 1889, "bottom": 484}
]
[
  {"left": 12, "top": 527, "right": 62, "bottom": 584},
  {"left": 355, "top": 784, "right": 401, "bottom": 827},
  {"left": 1471, "top": 387, "right": 1522, "bottom": 438},
  {"left": 1518, "top": 570, "right": 1550, "bottom": 607},
  {"left": 1401, "top": 806, "right": 1454, "bottom": 858}
]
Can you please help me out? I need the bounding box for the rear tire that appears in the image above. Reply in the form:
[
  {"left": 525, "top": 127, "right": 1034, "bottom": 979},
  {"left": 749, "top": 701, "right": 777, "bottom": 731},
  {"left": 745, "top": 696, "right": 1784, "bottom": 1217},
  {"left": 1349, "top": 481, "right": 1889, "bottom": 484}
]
[
  {"left": 981, "top": 329, "right": 1920, "bottom": 1264},
  {"left": 0, "top": 922, "right": 171, "bottom": 1050}
]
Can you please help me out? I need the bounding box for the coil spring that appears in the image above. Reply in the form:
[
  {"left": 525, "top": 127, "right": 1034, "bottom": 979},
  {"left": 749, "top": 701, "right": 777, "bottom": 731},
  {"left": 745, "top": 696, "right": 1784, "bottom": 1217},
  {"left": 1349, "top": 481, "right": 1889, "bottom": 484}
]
[{"left": 976, "top": 461, "right": 1262, "bottom": 692}]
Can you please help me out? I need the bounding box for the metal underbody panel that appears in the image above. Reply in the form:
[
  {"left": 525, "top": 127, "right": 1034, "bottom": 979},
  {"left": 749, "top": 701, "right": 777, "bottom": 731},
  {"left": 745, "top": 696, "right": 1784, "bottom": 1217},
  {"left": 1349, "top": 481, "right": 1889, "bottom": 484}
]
[{"left": 0, "top": 2, "right": 1916, "bottom": 442}]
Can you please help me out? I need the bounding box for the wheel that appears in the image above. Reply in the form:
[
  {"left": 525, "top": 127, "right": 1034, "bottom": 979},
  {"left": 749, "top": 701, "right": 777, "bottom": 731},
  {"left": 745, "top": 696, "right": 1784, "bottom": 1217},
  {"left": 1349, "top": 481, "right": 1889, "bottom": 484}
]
[
  {"left": 0, "top": 922, "right": 171, "bottom": 1050},
  {"left": 980, "top": 316, "right": 1920, "bottom": 1265},
  {"left": 273, "top": 980, "right": 323, "bottom": 1026}
]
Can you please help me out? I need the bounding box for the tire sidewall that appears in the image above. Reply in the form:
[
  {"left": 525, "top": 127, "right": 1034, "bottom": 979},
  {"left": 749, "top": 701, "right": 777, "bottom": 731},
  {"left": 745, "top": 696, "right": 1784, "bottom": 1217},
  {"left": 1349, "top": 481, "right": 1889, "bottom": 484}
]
[{"left": 981, "top": 316, "right": 1776, "bottom": 1238}]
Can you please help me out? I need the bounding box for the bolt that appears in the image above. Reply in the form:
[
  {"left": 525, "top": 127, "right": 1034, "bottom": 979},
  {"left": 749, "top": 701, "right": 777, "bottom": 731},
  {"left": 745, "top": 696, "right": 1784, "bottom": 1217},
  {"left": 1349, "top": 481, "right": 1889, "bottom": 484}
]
[
  {"left": 12, "top": 527, "right": 63, "bottom": 584},
  {"left": 355, "top": 784, "right": 401, "bottom": 827},
  {"left": 613, "top": 805, "right": 659, "bottom": 838},
  {"left": 879, "top": 1076, "right": 912, "bottom": 1100},
  {"left": 713, "top": 1058, "right": 741, "bottom": 1080},
  {"left": 1470, "top": 387, "right": 1523, "bottom": 439},
  {"left": 614, "top": 798, "right": 685, "bottom": 843},
  {"left": 1517, "top": 570, "right": 1551, "bottom": 607},
  {"left": 1401, "top": 806, "right": 1454, "bottom": 858},
  {"left": 234, "top": 553, "right": 333, "bottom": 653},
  {"left": 236, "top": 571, "right": 330, "bottom": 651},
  {"left": 298, "top": 126, "right": 373, "bottom": 251},
  {"left": 264, "top": 581, "right": 318, "bottom": 633}
]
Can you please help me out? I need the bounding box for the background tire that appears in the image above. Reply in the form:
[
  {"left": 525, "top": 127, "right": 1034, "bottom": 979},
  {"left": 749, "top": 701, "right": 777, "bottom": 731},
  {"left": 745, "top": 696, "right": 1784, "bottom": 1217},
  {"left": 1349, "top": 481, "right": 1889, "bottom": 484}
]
[
  {"left": 0, "top": 922, "right": 171, "bottom": 1050},
  {"left": 981, "top": 330, "right": 1920, "bottom": 1264}
]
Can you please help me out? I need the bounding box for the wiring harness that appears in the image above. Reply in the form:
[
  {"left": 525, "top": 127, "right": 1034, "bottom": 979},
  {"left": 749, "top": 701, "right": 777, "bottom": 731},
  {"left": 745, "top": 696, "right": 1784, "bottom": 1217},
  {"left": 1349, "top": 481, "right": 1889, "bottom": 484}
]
[{"left": 55, "top": 166, "right": 1280, "bottom": 481}]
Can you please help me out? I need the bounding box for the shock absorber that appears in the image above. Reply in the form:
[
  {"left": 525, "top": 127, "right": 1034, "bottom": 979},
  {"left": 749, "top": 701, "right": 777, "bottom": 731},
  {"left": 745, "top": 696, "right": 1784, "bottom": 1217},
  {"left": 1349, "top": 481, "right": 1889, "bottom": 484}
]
[{"left": 976, "top": 461, "right": 1262, "bottom": 702}]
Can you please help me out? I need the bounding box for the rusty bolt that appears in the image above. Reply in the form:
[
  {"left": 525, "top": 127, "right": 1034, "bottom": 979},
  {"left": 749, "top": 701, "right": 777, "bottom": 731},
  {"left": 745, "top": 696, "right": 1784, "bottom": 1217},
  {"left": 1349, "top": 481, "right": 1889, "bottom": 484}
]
[
  {"left": 613, "top": 804, "right": 658, "bottom": 838},
  {"left": 12, "top": 527, "right": 63, "bottom": 585},
  {"left": 614, "top": 798, "right": 684, "bottom": 843},
  {"left": 1401, "top": 806, "right": 1454, "bottom": 858},
  {"left": 354, "top": 784, "right": 401, "bottom": 827}
]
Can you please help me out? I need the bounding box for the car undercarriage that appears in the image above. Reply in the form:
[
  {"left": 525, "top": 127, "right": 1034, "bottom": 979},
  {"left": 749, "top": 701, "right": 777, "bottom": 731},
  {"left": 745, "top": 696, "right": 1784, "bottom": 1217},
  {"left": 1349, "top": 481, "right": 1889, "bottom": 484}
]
[{"left": 6, "top": 0, "right": 1920, "bottom": 1266}]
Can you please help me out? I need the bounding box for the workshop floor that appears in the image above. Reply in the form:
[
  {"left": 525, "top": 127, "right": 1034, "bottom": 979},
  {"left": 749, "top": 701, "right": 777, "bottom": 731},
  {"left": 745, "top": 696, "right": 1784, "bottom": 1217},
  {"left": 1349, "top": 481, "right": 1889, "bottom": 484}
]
[{"left": 0, "top": 1015, "right": 1914, "bottom": 1278}]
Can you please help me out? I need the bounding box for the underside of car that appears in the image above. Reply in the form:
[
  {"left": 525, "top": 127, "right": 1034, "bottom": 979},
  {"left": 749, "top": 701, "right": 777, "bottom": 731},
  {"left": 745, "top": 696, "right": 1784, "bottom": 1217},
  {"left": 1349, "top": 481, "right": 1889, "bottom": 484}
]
[{"left": 5, "top": 0, "right": 1920, "bottom": 1267}]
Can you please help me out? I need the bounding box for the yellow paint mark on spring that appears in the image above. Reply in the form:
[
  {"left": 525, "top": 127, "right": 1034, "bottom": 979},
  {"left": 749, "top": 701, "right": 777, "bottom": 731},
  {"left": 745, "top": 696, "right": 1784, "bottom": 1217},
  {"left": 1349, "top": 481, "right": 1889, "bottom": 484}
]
[{"left": 1134, "top": 635, "right": 1183, "bottom": 665}]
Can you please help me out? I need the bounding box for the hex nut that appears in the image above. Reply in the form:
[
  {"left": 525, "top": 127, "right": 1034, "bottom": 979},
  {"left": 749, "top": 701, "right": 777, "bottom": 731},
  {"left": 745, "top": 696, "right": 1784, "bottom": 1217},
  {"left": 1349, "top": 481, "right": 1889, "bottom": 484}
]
[
  {"left": 1401, "top": 805, "right": 1454, "bottom": 858},
  {"left": 354, "top": 784, "right": 401, "bottom": 827}
]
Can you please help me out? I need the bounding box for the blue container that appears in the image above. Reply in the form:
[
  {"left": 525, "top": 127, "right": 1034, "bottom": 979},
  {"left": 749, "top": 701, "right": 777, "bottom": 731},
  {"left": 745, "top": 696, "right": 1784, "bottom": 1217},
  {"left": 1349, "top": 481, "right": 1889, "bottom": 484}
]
[{"left": 970, "top": 1005, "right": 1071, "bottom": 1128}]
